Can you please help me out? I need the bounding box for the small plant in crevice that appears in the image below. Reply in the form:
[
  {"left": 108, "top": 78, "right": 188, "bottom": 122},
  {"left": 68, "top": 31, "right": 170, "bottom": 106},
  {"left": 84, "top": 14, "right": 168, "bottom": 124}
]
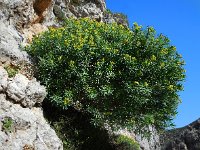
[
  {"left": 4, "top": 61, "right": 35, "bottom": 79},
  {"left": 4, "top": 65, "right": 19, "bottom": 78},
  {"left": 1, "top": 117, "right": 14, "bottom": 133}
]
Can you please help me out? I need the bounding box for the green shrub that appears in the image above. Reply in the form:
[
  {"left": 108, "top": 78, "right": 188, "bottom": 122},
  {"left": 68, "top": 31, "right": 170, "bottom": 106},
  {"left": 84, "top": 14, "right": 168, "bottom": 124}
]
[
  {"left": 25, "top": 18, "right": 185, "bottom": 134},
  {"left": 114, "top": 135, "right": 140, "bottom": 150}
]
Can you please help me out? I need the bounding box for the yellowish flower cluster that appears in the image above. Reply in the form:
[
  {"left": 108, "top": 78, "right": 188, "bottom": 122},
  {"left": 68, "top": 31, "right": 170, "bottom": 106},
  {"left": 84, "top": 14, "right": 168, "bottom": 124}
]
[
  {"left": 161, "top": 48, "right": 168, "bottom": 55},
  {"left": 151, "top": 55, "right": 157, "bottom": 61},
  {"left": 64, "top": 97, "right": 71, "bottom": 105},
  {"left": 123, "top": 54, "right": 137, "bottom": 63}
]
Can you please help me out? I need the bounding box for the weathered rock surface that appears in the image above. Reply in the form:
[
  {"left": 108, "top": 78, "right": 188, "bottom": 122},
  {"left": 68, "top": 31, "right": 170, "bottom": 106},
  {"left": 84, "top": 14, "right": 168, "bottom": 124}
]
[
  {"left": 0, "top": 0, "right": 106, "bottom": 28},
  {"left": 0, "top": 21, "right": 28, "bottom": 61},
  {"left": 0, "top": 65, "right": 47, "bottom": 108},
  {"left": 0, "top": 0, "right": 35, "bottom": 29},
  {"left": 53, "top": 0, "right": 106, "bottom": 21},
  {"left": 7, "top": 74, "right": 30, "bottom": 103},
  {"left": 135, "top": 129, "right": 160, "bottom": 150},
  {"left": 0, "top": 67, "right": 62, "bottom": 149},
  {"left": 0, "top": 66, "right": 8, "bottom": 92},
  {"left": 0, "top": 0, "right": 53, "bottom": 61},
  {"left": 0, "top": 94, "right": 63, "bottom": 150},
  {"left": 161, "top": 118, "right": 200, "bottom": 150},
  {"left": 6, "top": 73, "right": 47, "bottom": 108}
]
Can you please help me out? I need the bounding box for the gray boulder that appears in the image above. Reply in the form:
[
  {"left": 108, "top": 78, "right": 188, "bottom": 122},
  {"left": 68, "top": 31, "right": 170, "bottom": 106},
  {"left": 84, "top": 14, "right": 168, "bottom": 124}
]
[
  {"left": 6, "top": 73, "right": 47, "bottom": 108},
  {"left": 7, "top": 74, "right": 29, "bottom": 103}
]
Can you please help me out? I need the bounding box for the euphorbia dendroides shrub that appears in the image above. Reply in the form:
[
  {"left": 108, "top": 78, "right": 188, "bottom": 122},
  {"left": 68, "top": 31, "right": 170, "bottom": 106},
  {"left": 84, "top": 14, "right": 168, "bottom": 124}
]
[{"left": 25, "top": 18, "right": 185, "bottom": 134}]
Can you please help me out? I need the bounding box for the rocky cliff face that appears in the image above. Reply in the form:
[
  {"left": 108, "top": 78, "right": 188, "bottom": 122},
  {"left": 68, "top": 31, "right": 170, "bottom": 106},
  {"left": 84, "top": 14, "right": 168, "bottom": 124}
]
[
  {"left": 161, "top": 118, "right": 200, "bottom": 150},
  {"left": 0, "top": 66, "right": 63, "bottom": 149}
]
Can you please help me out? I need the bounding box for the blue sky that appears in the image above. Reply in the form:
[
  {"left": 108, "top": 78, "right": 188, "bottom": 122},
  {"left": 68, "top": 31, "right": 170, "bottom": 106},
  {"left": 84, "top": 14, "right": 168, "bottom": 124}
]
[{"left": 106, "top": 0, "right": 200, "bottom": 128}]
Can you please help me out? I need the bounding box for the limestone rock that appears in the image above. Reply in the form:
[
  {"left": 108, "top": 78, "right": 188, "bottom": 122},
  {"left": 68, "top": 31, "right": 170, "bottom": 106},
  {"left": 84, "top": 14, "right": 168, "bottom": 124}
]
[
  {"left": 135, "top": 128, "right": 160, "bottom": 150},
  {"left": 0, "top": 21, "right": 28, "bottom": 61},
  {"left": 0, "top": 0, "right": 35, "bottom": 29},
  {"left": 0, "top": 66, "right": 8, "bottom": 92},
  {"left": 0, "top": 94, "right": 63, "bottom": 150},
  {"left": 0, "top": 66, "right": 46, "bottom": 108},
  {"left": 0, "top": 62, "right": 59, "bottom": 150},
  {"left": 161, "top": 118, "right": 200, "bottom": 150},
  {"left": 23, "top": 78, "right": 47, "bottom": 108},
  {"left": 0, "top": 0, "right": 54, "bottom": 30},
  {"left": 6, "top": 73, "right": 47, "bottom": 108},
  {"left": 7, "top": 74, "right": 29, "bottom": 103}
]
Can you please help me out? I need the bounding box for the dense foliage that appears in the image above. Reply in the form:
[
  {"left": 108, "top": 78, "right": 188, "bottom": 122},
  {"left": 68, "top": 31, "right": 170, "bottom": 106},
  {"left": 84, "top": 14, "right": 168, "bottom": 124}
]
[{"left": 26, "top": 18, "right": 185, "bottom": 133}]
